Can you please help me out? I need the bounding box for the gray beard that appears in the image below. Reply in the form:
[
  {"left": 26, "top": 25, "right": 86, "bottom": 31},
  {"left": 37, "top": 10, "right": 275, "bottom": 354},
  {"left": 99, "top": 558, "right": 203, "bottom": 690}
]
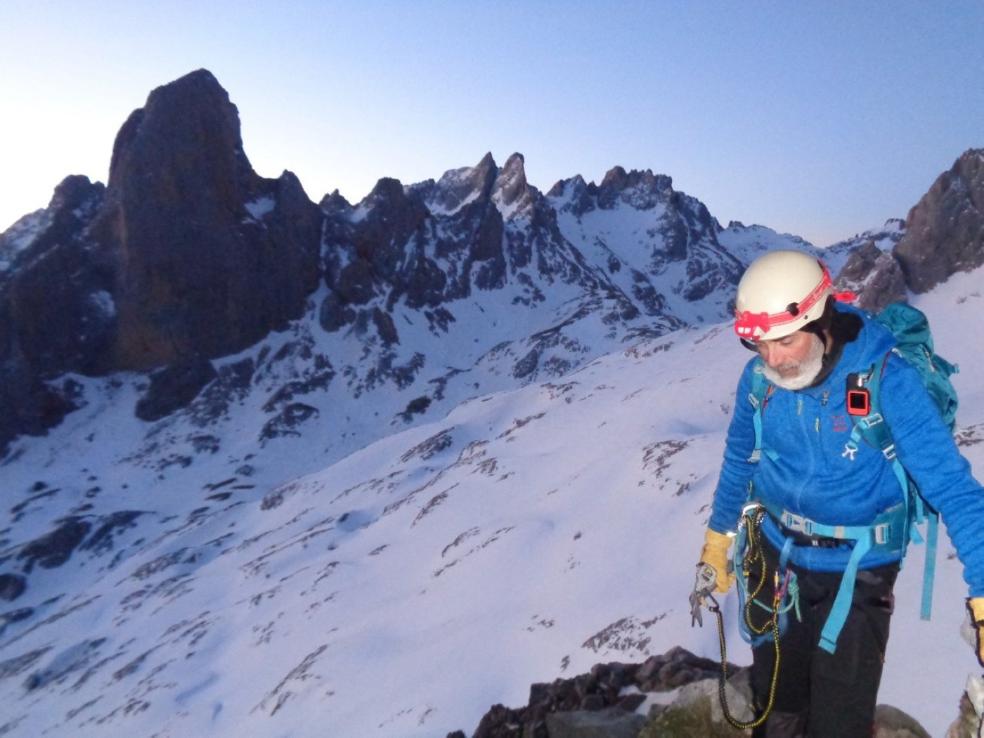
[{"left": 762, "top": 334, "right": 826, "bottom": 391}]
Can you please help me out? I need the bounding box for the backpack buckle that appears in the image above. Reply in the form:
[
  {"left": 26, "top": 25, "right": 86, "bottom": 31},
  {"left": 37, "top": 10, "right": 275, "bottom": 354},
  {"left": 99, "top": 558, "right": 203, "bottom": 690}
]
[
  {"left": 874, "top": 523, "right": 890, "bottom": 545},
  {"left": 861, "top": 412, "right": 884, "bottom": 429},
  {"left": 882, "top": 443, "right": 896, "bottom": 461}
]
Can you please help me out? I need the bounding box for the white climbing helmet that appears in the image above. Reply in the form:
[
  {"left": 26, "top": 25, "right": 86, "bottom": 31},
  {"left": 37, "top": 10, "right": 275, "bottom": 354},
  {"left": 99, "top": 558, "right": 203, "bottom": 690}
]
[{"left": 734, "top": 250, "right": 835, "bottom": 342}]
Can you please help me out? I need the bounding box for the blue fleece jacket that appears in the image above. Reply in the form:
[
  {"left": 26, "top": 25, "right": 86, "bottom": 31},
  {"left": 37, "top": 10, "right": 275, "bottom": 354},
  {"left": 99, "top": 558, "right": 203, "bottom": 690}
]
[{"left": 709, "top": 305, "right": 984, "bottom": 597}]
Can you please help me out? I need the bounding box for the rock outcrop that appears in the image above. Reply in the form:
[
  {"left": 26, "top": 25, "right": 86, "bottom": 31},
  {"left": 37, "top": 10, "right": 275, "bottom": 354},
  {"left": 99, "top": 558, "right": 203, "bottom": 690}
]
[
  {"left": 0, "top": 176, "right": 110, "bottom": 453},
  {"left": 836, "top": 241, "right": 908, "bottom": 312},
  {"left": 459, "top": 647, "right": 732, "bottom": 738},
  {"left": 895, "top": 149, "right": 984, "bottom": 293},
  {"left": 91, "top": 69, "right": 321, "bottom": 369},
  {"left": 0, "top": 70, "right": 322, "bottom": 452},
  {"left": 454, "top": 647, "right": 933, "bottom": 738}
]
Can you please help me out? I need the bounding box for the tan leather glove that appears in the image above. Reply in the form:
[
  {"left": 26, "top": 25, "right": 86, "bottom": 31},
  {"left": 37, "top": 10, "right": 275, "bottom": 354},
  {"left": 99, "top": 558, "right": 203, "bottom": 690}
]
[
  {"left": 698, "top": 528, "right": 735, "bottom": 594},
  {"left": 970, "top": 598, "right": 984, "bottom": 667}
]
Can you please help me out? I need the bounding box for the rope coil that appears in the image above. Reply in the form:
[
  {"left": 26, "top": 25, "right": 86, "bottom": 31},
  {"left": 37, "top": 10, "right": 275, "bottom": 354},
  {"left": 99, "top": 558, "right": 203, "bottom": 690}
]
[{"left": 712, "top": 505, "right": 787, "bottom": 730}]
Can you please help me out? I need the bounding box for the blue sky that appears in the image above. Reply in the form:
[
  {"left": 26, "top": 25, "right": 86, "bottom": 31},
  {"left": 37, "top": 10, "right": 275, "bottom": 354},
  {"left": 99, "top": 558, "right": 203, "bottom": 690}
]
[{"left": 1, "top": 1, "right": 982, "bottom": 245}]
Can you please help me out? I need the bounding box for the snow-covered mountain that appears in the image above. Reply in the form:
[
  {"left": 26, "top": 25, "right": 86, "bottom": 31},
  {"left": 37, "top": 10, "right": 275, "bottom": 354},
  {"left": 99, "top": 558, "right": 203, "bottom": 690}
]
[
  {"left": 2, "top": 263, "right": 983, "bottom": 737},
  {"left": 1, "top": 68, "right": 982, "bottom": 738},
  {"left": 716, "top": 220, "right": 819, "bottom": 267},
  {"left": 0, "top": 70, "right": 771, "bottom": 464}
]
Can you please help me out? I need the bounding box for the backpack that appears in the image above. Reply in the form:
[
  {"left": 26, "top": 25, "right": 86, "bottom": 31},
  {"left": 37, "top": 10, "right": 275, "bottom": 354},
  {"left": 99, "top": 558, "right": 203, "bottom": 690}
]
[
  {"left": 744, "top": 302, "right": 959, "bottom": 652},
  {"left": 847, "top": 302, "right": 959, "bottom": 620}
]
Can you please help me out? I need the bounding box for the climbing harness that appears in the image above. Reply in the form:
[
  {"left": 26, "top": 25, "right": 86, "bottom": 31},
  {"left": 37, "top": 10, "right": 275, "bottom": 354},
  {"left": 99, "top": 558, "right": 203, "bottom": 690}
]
[{"left": 755, "top": 495, "right": 908, "bottom": 654}]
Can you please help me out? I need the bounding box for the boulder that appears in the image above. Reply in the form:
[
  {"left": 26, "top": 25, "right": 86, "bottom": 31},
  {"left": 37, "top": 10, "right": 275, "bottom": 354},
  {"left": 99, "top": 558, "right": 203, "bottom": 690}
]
[
  {"left": 874, "top": 704, "right": 931, "bottom": 737},
  {"left": 545, "top": 707, "right": 646, "bottom": 738}
]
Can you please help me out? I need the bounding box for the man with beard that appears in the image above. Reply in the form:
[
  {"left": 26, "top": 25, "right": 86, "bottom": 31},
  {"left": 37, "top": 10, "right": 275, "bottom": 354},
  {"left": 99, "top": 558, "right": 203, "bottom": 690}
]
[{"left": 694, "top": 249, "right": 984, "bottom": 737}]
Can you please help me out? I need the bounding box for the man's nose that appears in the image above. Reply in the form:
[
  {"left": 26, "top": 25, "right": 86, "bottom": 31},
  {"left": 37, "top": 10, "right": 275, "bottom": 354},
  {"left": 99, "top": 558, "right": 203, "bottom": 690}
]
[{"left": 761, "top": 344, "right": 785, "bottom": 368}]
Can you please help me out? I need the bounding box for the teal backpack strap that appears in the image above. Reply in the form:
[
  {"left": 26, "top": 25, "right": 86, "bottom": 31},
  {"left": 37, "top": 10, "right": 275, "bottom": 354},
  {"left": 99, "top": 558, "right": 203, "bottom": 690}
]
[
  {"left": 854, "top": 351, "right": 937, "bottom": 621},
  {"left": 873, "top": 303, "right": 957, "bottom": 620},
  {"left": 816, "top": 526, "right": 873, "bottom": 653},
  {"left": 748, "top": 362, "right": 778, "bottom": 463},
  {"left": 922, "top": 514, "right": 939, "bottom": 620}
]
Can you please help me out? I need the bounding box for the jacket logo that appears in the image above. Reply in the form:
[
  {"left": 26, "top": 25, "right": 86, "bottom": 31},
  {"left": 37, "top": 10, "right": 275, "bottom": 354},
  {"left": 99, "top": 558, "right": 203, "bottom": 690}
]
[{"left": 831, "top": 414, "right": 849, "bottom": 433}]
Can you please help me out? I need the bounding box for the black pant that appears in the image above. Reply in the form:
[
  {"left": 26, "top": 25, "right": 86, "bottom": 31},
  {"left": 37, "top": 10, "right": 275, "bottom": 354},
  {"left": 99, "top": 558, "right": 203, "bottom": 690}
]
[{"left": 748, "top": 541, "right": 899, "bottom": 738}]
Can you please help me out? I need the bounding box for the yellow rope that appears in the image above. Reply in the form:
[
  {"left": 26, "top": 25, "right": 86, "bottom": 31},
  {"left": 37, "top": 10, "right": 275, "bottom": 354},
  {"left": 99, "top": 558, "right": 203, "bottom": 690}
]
[{"left": 709, "top": 507, "right": 784, "bottom": 731}]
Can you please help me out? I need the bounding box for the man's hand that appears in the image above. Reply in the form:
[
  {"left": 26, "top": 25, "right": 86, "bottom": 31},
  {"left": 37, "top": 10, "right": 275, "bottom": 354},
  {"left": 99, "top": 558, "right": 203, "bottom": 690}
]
[
  {"left": 691, "top": 529, "right": 735, "bottom": 628},
  {"left": 698, "top": 528, "right": 735, "bottom": 594},
  {"left": 970, "top": 598, "right": 984, "bottom": 667}
]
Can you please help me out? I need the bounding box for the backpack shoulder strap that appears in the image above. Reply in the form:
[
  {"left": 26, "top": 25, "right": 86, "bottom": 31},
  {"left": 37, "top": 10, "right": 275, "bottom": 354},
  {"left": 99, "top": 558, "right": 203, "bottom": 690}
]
[
  {"left": 748, "top": 361, "right": 776, "bottom": 463},
  {"left": 851, "top": 349, "right": 938, "bottom": 620}
]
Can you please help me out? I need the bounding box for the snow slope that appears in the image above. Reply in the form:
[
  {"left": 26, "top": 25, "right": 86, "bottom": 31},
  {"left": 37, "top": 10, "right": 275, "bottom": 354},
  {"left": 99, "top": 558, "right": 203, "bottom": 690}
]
[{"left": 1, "top": 267, "right": 983, "bottom": 737}]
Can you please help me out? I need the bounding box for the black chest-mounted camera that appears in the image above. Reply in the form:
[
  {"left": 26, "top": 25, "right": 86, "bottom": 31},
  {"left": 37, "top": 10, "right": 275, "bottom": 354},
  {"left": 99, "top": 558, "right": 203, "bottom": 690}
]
[{"left": 846, "top": 373, "right": 871, "bottom": 416}]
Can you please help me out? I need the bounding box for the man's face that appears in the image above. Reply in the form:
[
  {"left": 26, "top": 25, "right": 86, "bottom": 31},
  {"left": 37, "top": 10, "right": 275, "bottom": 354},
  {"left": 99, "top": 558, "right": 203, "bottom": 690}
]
[
  {"left": 756, "top": 330, "right": 816, "bottom": 376},
  {"left": 756, "top": 330, "right": 826, "bottom": 390}
]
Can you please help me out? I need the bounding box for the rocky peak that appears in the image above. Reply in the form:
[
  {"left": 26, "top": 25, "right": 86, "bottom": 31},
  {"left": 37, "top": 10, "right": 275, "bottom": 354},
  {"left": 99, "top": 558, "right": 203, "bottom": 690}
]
[
  {"left": 84, "top": 68, "right": 321, "bottom": 371},
  {"left": 546, "top": 174, "right": 587, "bottom": 199},
  {"left": 894, "top": 148, "right": 984, "bottom": 292},
  {"left": 48, "top": 175, "right": 105, "bottom": 215},
  {"left": 319, "top": 189, "right": 352, "bottom": 214},
  {"left": 362, "top": 177, "right": 411, "bottom": 211},
  {"left": 107, "top": 69, "right": 250, "bottom": 194},
  {"left": 424, "top": 153, "right": 499, "bottom": 216},
  {"left": 491, "top": 152, "right": 537, "bottom": 217},
  {"left": 473, "top": 151, "right": 498, "bottom": 189},
  {"left": 0, "top": 175, "right": 105, "bottom": 275},
  {"left": 595, "top": 166, "right": 674, "bottom": 210},
  {"left": 492, "top": 153, "right": 527, "bottom": 202},
  {"left": 546, "top": 174, "right": 595, "bottom": 218},
  {"left": 361, "top": 177, "right": 433, "bottom": 232}
]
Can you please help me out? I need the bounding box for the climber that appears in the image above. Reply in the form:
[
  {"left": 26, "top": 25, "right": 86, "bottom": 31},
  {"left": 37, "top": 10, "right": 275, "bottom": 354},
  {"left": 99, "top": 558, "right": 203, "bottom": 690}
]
[{"left": 694, "top": 249, "right": 984, "bottom": 737}]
